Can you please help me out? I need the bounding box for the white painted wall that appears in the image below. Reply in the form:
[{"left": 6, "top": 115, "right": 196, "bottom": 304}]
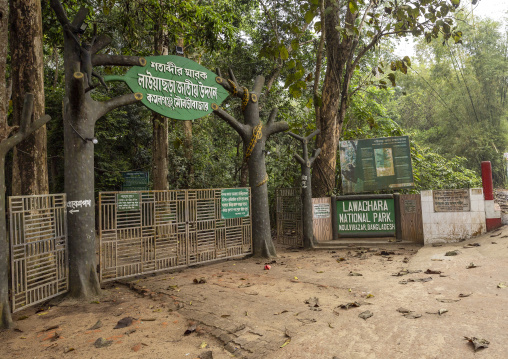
[{"left": 421, "top": 188, "right": 486, "bottom": 245}]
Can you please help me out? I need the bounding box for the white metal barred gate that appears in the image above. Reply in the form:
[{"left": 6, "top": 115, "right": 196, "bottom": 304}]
[
  {"left": 9, "top": 194, "right": 68, "bottom": 312},
  {"left": 99, "top": 189, "right": 252, "bottom": 283}
]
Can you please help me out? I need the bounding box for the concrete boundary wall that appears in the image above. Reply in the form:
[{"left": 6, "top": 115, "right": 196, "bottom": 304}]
[{"left": 421, "top": 188, "right": 486, "bottom": 244}]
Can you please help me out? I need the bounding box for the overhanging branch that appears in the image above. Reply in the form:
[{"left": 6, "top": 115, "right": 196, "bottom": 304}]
[
  {"left": 92, "top": 55, "right": 147, "bottom": 67},
  {"left": 92, "top": 93, "right": 143, "bottom": 121},
  {"left": 212, "top": 106, "right": 248, "bottom": 139}
]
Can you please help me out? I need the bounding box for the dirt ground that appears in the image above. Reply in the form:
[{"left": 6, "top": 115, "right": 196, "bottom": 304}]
[{"left": 2, "top": 227, "right": 508, "bottom": 359}]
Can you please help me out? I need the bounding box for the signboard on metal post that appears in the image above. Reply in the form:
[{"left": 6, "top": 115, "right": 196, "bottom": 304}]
[
  {"left": 104, "top": 55, "right": 229, "bottom": 121},
  {"left": 221, "top": 188, "right": 250, "bottom": 219},
  {"left": 122, "top": 171, "right": 149, "bottom": 191},
  {"left": 339, "top": 136, "right": 414, "bottom": 194}
]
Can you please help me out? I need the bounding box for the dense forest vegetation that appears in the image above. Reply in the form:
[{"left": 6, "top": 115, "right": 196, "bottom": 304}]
[{"left": 3, "top": 1, "right": 507, "bottom": 199}]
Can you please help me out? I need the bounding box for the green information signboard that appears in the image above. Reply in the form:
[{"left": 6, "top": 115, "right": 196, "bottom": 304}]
[
  {"left": 221, "top": 189, "right": 250, "bottom": 219},
  {"left": 337, "top": 198, "right": 395, "bottom": 235},
  {"left": 104, "top": 55, "right": 229, "bottom": 120},
  {"left": 122, "top": 171, "right": 149, "bottom": 191},
  {"left": 340, "top": 136, "right": 414, "bottom": 194},
  {"left": 117, "top": 193, "right": 141, "bottom": 211}
]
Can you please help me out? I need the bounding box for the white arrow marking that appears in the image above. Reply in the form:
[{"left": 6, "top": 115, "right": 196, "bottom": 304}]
[{"left": 69, "top": 209, "right": 79, "bottom": 214}]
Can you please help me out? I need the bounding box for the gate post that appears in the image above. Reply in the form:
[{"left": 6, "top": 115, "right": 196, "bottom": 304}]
[{"left": 481, "top": 161, "right": 502, "bottom": 231}]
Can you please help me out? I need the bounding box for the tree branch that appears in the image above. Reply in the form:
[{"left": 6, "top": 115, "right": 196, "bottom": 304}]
[
  {"left": 294, "top": 154, "right": 305, "bottom": 166},
  {"left": 267, "top": 121, "right": 289, "bottom": 136},
  {"left": 92, "top": 55, "right": 147, "bottom": 67},
  {"left": 49, "top": 0, "right": 71, "bottom": 28},
  {"left": 305, "top": 129, "right": 320, "bottom": 142},
  {"left": 213, "top": 106, "right": 248, "bottom": 139},
  {"left": 310, "top": 148, "right": 321, "bottom": 165},
  {"left": 288, "top": 131, "right": 304, "bottom": 142},
  {"left": 91, "top": 34, "right": 112, "bottom": 54},
  {"left": 1, "top": 94, "right": 51, "bottom": 152},
  {"left": 93, "top": 93, "right": 143, "bottom": 121},
  {"left": 215, "top": 76, "right": 245, "bottom": 98},
  {"left": 267, "top": 108, "right": 278, "bottom": 126},
  {"left": 253, "top": 75, "right": 265, "bottom": 94},
  {"left": 70, "top": 72, "right": 86, "bottom": 113},
  {"left": 71, "top": 7, "right": 88, "bottom": 30}
]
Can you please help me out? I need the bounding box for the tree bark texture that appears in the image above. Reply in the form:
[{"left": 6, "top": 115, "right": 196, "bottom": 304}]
[
  {"left": 213, "top": 74, "right": 288, "bottom": 258},
  {"left": 0, "top": 94, "right": 51, "bottom": 329},
  {"left": 152, "top": 113, "right": 169, "bottom": 190},
  {"left": 10, "top": 0, "right": 48, "bottom": 195},
  {"left": 50, "top": 0, "right": 143, "bottom": 298},
  {"left": 0, "top": 0, "right": 11, "bottom": 329},
  {"left": 183, "top": 119, "right": 194, "bottom": 187},
  {"left": 312, "top": 0, "right": 356, "bottom": 197}
]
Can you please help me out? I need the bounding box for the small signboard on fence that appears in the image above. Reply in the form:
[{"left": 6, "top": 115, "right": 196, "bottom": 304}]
[
  {"left": 117, "top": 193, "right": 140, "bottom": 211},
  {"left": 313, "top": 203, "right": 331, "bottom": 219},
  {"left": 221, "top": 189, "right": 249, "bottom": 219}
]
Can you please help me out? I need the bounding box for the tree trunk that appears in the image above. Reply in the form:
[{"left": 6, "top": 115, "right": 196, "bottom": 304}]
[
  {"left": 10, "top": 0, "right": 48, "bottom": 195},
  {"left": 183, "top": 120, "right": 194, "bottom": 187},
  {"left": 0, "top": 156, "right": 13, "bottom": 328},
  {"left": 312, "top": 0, "right": 354, "bottom": 198},
  {"left": 152, "top": 113, "right": 169, "bottom": 190},
  {"left": 151, "top": 26, "right": 169, "bottom": 190},
  {"left": 248, "top": 135, "right": 276, "bottom": 257}
]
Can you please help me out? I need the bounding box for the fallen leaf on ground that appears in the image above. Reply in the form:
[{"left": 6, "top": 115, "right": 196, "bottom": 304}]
[
  {"left": 336, "top": 258, "right": 346, "bottom": 262},
  {"left": 392, "top": 269, "right": 422, "bottom": 276},
  {"left": 492, "top": 241, "right": 498, "bottom": 244},
  {"left": 63, "top": 347, "right": 75, "bottom": 353},
  {"left": 337, "top": 302, "right": 361, "bottom": 310},
  {"left": 403, "top": 312, "right": 422, "bottom": 319},
  {"left": 94, "top": 337, "right": 113, "bottom": 348},
  {"left": 297, "top": 318, "right": 317, "bottom": 325},
  {"left": 193, "top": 278, "right": 207, "bottom": 284},
  {"left": 437, "top": 298, "right": 460, "bottom": 303},
  {"left": 304, "top": 297, "right": 321, "bottom": 311},
  {"left": 402, "top": 257, "right": 410, "bottom": 263},
  {"left": 426, "top": 309, "right": 448, "bottom": 315},
  {"left": 397, "top": 307, "right": 412, "bottom": 314},
  {"left": 464, "top": 336, "right": 490, "bottom": 352},
  {"left": 399, "top": 277, "right": 432, "bottom": 284},
  {"left": 459, "top": 292, "right": 473, "bottom": 297},
  {"left": 497, "top": 283, "right": 507, "bottom": 289},
  {"left": 89, "top": 320, "right": 102, "bottom": 330},
  {"left": 463, "top": 243, "right": 481, "bottom": 248},
  {"left": 366, "top": 294, "right": 375, "bottom": 299},
  {"left": 445, "top": 250, "right": 459, "bottom": 256},
  {"left": 199, "top": 342, "right": 208, "bottom": 349},
  {"left": 431, "top": 259, "right": 444, "bottom": 261},
  {"left": 348, "top": 271, "right": 363, "bottom": 276},
  {"left": 114, "top": 317, "right": 135, "bottom": 329},
  {"left": 424, "top": 269, "right": 442, "bottom": 275},
  {"left": 490, "top": 232, "right": 502, "bottom": 237},
  {"left": 359, "top": 311, "right": 373, "bottom": 320},
  {"left": 466, "top": 263, "right": 478, "bottom": 269}
]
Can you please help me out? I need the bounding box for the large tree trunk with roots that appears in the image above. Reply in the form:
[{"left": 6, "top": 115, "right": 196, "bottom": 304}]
[
  {"left": 213, "top": 73, "right": 288, "bottom": 258},
  {"left": 50, "top": 0, "right": 144, "bottom": 298},
  {"left": 0, "top": 95, "right": 51, "bottom": 328},
  {"left": 10, "top": 0, "right": 48, "bottom": 195}
]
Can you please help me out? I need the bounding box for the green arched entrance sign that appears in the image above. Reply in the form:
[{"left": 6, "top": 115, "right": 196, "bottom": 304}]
[{"left": 105, "top": 55, "right": 229, "bottom": 120}]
